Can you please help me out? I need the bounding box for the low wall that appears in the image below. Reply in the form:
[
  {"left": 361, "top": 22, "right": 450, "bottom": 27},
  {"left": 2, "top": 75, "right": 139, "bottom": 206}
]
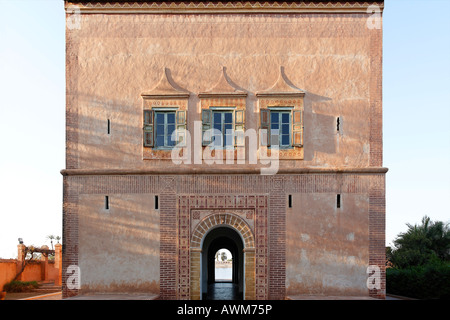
[
  {"left": 0, "top": 260, "right": 61, "bottom": 291},
  {"left": 215, "top": 261, "right": 232, "bottom": 268},
  {"left": 0, "top": 244, "right": 62, "bottom": 291},
  {"left": 0, "top": 260, "right": 17, "bottom": 291}
]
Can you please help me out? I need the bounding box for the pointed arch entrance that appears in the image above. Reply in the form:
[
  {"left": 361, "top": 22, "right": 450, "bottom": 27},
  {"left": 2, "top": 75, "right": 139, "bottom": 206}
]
[{"left": 190, "top": 213, "right": 255, "bottom": 300}]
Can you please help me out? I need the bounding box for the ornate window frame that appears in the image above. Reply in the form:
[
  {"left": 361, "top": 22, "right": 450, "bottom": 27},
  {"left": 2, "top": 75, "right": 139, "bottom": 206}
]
[
  {"left": 141, "top": 68, "right": 190, "bottom": 160},
  {"left": 257, "top": 68, "right": 305, "bottom": 160},
  {"left": 198, "top": 67, "right": 247, "bottom": 160}
]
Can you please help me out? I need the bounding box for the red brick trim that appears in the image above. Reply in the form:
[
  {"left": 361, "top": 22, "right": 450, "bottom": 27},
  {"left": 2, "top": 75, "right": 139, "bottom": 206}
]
[
  {"left": 176, "top": 195, "right": 269, "bottom": 300},
  {"left": 369, "top": 26, "right": 383, "bottom": 167},
  {"left": 368, "top": 174, "right": 386, "bottom": 299},
  {"left": 62, "top": 176, "right": 79, "bottom": 298}
]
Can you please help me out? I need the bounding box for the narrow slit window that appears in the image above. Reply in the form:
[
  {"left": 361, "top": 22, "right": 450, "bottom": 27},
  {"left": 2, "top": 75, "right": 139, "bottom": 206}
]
[
  {"left": 155, "top": 195, "right": 159, "bottom": 210},
  {"left": 105, "top": 196, "right": 109, "bottom": 210},
  {"left": 337, "top": 194, "right": 341, "bottom": 208},
  {"left": 336, "top": 117, "right": 340, "bottom": 132},
  {"left": 107, "top": 119, "right": 111, "bottom": 135},
  {"left": 288, "top": 195, "right": 292, "bottom": 208}
]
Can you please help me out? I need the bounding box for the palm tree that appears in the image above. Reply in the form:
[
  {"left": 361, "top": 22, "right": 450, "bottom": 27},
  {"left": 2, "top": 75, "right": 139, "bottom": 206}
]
[
  {"left": 221, "top": 251, "right": 227, "bottom": 262},
  {"left": 422, "top": 217, "right": 450, "bottom": 261},
  {"left": 390, "top": 216, "right": 450, "bottom": 268},
  {"left": 46, "top": 235, "right": 55, "bottom": 250}
]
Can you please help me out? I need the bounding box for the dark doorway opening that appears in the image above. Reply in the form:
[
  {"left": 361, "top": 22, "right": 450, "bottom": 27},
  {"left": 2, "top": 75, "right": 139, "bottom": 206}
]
[{"left": 201, "top": 226, "right": 244, "bottom": 300}]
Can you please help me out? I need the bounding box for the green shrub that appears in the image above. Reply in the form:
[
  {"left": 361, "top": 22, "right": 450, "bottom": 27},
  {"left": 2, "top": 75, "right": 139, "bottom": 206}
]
[
  {"left": 3, "top": 280, "right": 39, "bottom": 293},
  {"left": 387, "top": 261, "right": 450, "bottom": 299}
]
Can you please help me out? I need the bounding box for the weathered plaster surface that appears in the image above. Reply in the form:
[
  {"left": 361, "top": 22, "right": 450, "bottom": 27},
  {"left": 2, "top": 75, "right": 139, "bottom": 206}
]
[
  {"left": 286, "top": 193, "right": 369, "bottom": 296},
  {"left": 78, "top": 194, "right": 160, "bottom": 293},
  {"left": 67, "top": 13, "right": 375, "bottom": 170}
]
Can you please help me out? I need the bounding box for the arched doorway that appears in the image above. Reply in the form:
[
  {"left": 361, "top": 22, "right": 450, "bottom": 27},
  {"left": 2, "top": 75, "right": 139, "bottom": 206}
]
[
  {"left": 190, "top": 213, "right": 255, "bottom": 300},
  {"left": 202, "top": 227, "right": 243, "bottom": 300}
]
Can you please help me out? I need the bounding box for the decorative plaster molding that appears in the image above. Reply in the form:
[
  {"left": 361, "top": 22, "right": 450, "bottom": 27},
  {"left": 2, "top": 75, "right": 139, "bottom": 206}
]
[
  {"left": 65, "top": 1, "right": 384, "bottom": 14},
  {"left": 198, "top": 66, "right": 247, "bottom": 98},
  {"left": 141, "top": 67, "right": 190, "bottom": 99},
  {"left": 256, "top": 66, "right": 305, "bottom": 98}
]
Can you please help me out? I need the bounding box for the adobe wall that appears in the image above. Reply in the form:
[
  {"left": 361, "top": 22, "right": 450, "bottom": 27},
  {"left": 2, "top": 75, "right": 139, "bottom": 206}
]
[
  {"left": 0, "top": 260, "right": 16, "bottom": 291},
  {"left": 0, "top": 249, "right": 62, "bottom": 291},
  {"left": 77, "top": 193, "right": 160, "bottom": 294},
  {"left": 286, "top": 193, "right": 369, "bottom": 296},
  {"left": 66, "top": 11, "right": 382, "bottom": 170}
]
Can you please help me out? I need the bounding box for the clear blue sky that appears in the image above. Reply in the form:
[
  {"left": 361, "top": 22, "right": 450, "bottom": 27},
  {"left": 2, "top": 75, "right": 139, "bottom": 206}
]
[{"left": 0, "top": 0, "right": 449, "bottom": 258}]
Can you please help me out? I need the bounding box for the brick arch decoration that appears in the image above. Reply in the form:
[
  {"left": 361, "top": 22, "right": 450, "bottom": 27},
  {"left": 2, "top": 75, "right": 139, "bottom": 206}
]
[
  {"left": 190, "top": 212, "right": 256, "bottom": 300},
  {"left": 191, "top": 212, "right": 255, "bottom": 249}
]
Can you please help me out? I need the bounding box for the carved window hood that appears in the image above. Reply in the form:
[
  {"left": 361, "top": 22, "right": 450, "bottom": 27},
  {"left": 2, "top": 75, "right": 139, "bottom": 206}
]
[
  {"left": 141, "top": 68, "right": 189, "bottom": 159},
  {"left": 256, "top": 67, "right": 305, "bottom": 98},
  {"left": 198, "top": 67, "right": 247, "bottom": 99},
  {"left": 141, "top": 68, "right": 190, "bottom": 100}
]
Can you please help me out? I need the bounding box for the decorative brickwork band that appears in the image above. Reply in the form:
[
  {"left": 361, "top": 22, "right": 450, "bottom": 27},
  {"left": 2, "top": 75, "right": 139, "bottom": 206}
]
[
  {"left": 368, "top": 174, "right": 386, "bottom": 299},
  {"left": 176, "top": 194, "right": 269, "bottom": 300},
  {"left": 66, "top": 1, "right": 384, "bottom": 14},
  {"left": 369, "top": 27, "right": 383, "bottom": 167},
  {"left": 191, "top": 213, "right": 255, "bottom": 249},
  {"left": 62, "top": 176, "right": 79, "bottom": 298},
  {"left": 160, "top": 180, "right": 177, "bottom": 300}
]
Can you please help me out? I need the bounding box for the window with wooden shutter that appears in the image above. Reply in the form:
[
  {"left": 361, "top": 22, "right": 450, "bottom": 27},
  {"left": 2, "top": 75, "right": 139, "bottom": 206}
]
[
  {"left": 143, "top": 109, "right": 154, "bottom": 147},
  {"left": 202, "top": 109, "right": 212, "bottom": 146},
  {"left": 235, "top": 109, "right": 245, "bottom": 147},
  {"left": 292, "top": 109, "right": 303, "bottom": 147},
  {"left": 260, "top": 109, "right": 270, "bottom": 146},
  {"left": 176, "top": 110, "right": 187, "bottom": 147}
]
